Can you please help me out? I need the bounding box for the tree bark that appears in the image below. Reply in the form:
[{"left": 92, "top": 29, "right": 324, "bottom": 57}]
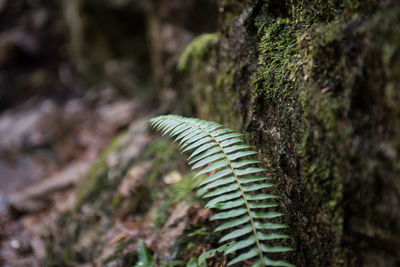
[{"left": 154, "top": 0, "right": 400, "bottom": 266}]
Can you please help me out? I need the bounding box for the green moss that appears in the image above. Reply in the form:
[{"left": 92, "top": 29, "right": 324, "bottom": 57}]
[
  {"left": 249, "top": 3, "right": 367, "bottom": 264},
  {"left": 294, "top": 19, "right": 354, "bottom": 241},
  {"left": 215, "top": 64, "right": 235, "bottom": 91},
  {"left": 262, "top": 0, "right": 376, "bottom": 23},
  {"left": 179, "top": 32, "right": 243, "bottom": 130},
  {"left": 287, "top": 0, "right": 344, "bottom": 22},
  {"left": 75, "top": 131, "right": 126, "bottom": 209},
  {"left": 171, "top": 0, "right": 400, "bottom": 265},
  {"left": 212, "top": 63, "right": 243, "bottom": 130},
  {"left": 177, "top": 33, "right": 219, "bottom": 72},
  {"left": 253, "top": 17, "right": 300, "bottom": 108}
]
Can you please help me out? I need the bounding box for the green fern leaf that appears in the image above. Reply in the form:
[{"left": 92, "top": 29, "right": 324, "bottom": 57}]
[{"left": 149, "top": 115, "right": 293, "bottom": 267}]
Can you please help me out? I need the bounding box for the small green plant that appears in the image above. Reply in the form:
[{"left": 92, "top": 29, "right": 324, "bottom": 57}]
[
  {"left": 134, "top": 240, "right": 155, "bottom": 267},
  {"left": 177, "top": 33, "right": 219, "bottom": 72},
  {"left": 149, "top": 115, "right": 293, "bottom": 267}
]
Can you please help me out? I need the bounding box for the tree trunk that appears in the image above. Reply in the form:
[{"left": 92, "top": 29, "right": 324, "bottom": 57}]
[{"left": 152, "top": 0, "right": 400, "bottom": 266}]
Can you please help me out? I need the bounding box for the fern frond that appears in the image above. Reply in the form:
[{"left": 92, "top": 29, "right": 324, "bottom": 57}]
[{"left": 149, "top": 115, "right": 293, "bottom": 267}]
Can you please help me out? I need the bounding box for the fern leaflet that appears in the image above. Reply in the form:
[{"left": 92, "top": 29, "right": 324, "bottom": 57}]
[{"left": 149, "top": 115, "right": 293, "bottom": 267}]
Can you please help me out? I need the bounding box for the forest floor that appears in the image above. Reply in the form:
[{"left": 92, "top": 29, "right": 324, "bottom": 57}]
[
  {"left": 0, "top": 89, "right": 132, "bottom": 265},
  {"left": 0, "top": 89, "right": 137, "bottom": 265},
  {"left": 0, "top": 89, "right": 218, "bottom": 266}
]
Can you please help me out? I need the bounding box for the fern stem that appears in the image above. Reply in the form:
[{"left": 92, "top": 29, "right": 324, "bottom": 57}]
[
  {"left": 171, "top": 118, "right": 266, "bottom": 267},
  {"left": 208, "top": 133, "right": 266, "bottom": 267}
]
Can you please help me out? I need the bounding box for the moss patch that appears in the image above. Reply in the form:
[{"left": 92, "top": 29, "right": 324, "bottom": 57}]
[
  {"left": 177, "top": 33, "right": 219, "bottom": 72},
  {"left": 75, "top": 130, "right": 127, "bottom": 209},
  {"left": 252, "top": 17, "right": 300, "bottom": 108},
  {"left": 179, "top": 0, "right": 400, "bottom": 265}
]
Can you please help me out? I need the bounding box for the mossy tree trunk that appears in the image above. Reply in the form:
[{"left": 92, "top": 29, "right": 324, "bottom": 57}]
[{"left": 154, "top": 0, "right": 400, "bottom": 266}]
